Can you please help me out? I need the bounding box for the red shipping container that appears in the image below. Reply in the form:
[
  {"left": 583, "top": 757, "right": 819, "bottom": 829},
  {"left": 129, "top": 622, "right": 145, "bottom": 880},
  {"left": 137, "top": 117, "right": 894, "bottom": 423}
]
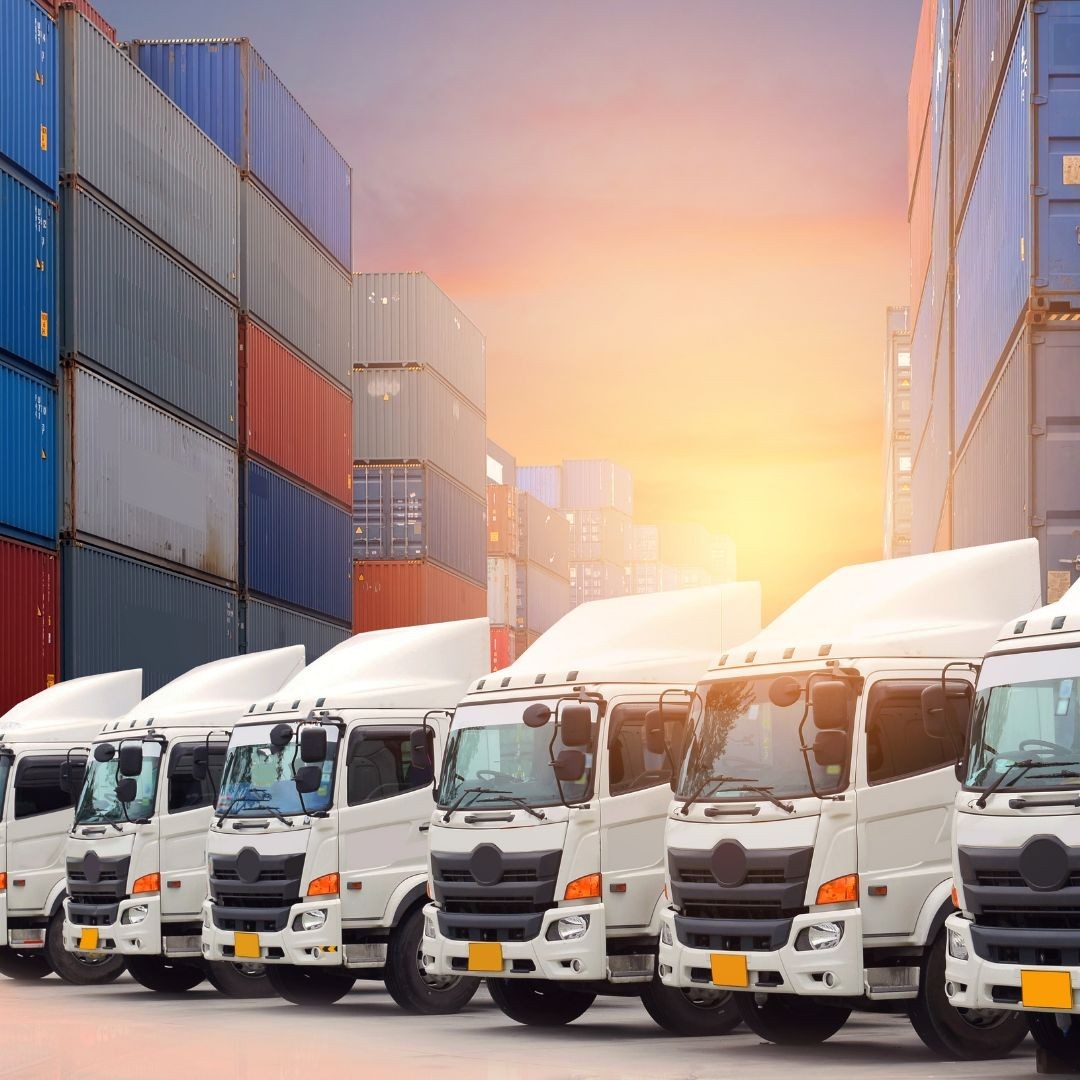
[
  {"left": 0, "top": 537, "right": 58, "bottom": 716},
  {"left": 490, "top": 625, "right": 517, "bottom": 672},
  {"left": 35, "top": 1, "right": 118, "bottom": 40},
  {"left": 240, "top": 319, "right": 352, "bottom": 506},
  {"left": 353, "top": 560, "right": 486, "bottom": 633},
  {"left": 487, "top": 483, "right": 518, "bottom": 557},
  {"left": 907, "top": 0, "right": 934, "bottom": 200}
]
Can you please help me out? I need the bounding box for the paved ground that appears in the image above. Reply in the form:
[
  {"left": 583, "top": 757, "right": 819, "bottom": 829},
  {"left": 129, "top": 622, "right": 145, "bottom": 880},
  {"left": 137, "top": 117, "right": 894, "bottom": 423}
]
[{"left": 0, "top": 974, "right": 1045, "bottom": 1079}]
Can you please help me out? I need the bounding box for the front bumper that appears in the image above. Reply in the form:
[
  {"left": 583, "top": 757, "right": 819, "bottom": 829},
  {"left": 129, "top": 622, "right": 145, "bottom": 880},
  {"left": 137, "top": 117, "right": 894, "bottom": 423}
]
[
  {"left": 201, "top": 898, "right": 343, "bottom": 967},
  {"left": 63, "top": 895, "right": 164, "bottom": 957},
  {"left": 423, "top": 901, "right": 608, "bottom": 981},
  {"left": 658, "top": 906, "right": 864, "bottom": 996}
]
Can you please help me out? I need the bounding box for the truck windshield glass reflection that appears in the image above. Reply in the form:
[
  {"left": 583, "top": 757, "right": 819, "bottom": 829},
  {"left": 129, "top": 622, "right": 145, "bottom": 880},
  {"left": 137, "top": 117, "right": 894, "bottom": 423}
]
[{"left": 76, "top": 743, "right": 162, "bottom": 824}]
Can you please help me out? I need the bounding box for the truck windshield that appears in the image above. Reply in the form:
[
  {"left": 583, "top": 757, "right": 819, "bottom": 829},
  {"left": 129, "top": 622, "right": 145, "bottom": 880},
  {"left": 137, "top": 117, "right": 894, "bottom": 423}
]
[
  {"left": 677, "top": 674, "right": 847, "bottom": 802},
  {"left": 75, "top": 742, "right": 162, "bottom": 824},
  {"left": 0, "top": 753, "right": 10, "bottom": 821},
  {"left": 965, "top": 649, "right": 1080, "bottom": 791},
  {"left": 217, "top": 723, "right": 340, "bottom": 817}
]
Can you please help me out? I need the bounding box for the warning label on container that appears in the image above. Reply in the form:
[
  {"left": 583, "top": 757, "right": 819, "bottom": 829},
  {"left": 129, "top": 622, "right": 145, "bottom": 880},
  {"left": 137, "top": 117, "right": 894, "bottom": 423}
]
[{"left": 1064, "top": 156, "right": 1080, "bottom": 185}]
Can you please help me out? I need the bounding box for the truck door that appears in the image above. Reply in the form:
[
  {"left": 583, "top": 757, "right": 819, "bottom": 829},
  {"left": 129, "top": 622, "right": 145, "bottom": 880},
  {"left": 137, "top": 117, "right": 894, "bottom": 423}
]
[{"left": 856, "top": 678, "right": 965, "bottom": 943}]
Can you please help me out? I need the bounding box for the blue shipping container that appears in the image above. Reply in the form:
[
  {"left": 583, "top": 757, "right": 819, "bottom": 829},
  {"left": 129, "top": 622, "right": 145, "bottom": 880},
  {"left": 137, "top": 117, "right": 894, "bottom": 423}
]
[
  {"left": 0, "top": 359, "right": 56, "bottom": 547},
  {"left": 245, "top": 461, "right": 351, "bottom": 622},
  {"left": 0, "top": 166, "right": 56, "bottom": 375},
  {"left": 242, "top": 598, "right": 350, "bottom": 661},
  {"left": 516, "top": 465, "right": 561, "bottom": 510},
  {"left": 130, "top": 39, "right": 352, "bottom": 271},
  {"left": 0, "top": 0, "right": 58, "bottom": 195}
]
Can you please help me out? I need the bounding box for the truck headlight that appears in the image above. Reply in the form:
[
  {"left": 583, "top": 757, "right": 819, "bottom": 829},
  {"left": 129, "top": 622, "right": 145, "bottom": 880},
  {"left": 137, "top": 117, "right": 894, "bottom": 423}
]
[
  {"left": 424, "top": 917, "right": 436, "bottom": 939},
  {"left": 660, "top": 922, "right": 673, "bottom": 946},
  {"left": 547, "top": 915, "right": 590, "bottom": 941},
  {"left": 293, "top": 909, "right": 328, "bottom": 933},
  {"left": 122, "top": 904, "right": 149, "bottom": 926},
  {"left": 947, "top": 927, "right": 969, "bottom": 961},
  {"left": 795, "top": 921, "right": 844, "bottom": 951}
]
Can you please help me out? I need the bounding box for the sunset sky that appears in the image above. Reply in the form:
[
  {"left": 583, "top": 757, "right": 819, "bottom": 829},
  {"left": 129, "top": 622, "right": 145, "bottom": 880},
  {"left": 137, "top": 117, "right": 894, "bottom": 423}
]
[{"left": 99, "top": 0, "right": 921, "bottom": 618}]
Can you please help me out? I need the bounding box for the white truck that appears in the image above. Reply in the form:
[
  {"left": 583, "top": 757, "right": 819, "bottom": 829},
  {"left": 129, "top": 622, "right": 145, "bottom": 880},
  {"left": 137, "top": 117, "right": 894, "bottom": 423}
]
[
  {"left": 657, "top": 540, "right": 1040, "bottom": 1059},
  {"left": 0, "top": 670, "right": 142, "bottom": 984},
  {"left": 944, "top": 576, "right": 1080, "bottom": 1068},
  {"left": 200, "top": 618, "right": 489, "bottom": 1013},
  {"left": 423, "top": 585, "right": 761, "bottom": 1033},
  {"left": 63, "top": 646, "right": 305, "bottom": 996}
]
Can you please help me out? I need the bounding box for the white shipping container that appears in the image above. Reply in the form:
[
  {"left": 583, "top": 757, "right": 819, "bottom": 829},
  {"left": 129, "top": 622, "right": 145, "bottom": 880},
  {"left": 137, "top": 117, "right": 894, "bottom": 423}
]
[
  {"left": 516, "top": 561, "right": 570, "bottom": 635},
  {"left": 487, "top": 555, "right": 517, "bottom": 626}
]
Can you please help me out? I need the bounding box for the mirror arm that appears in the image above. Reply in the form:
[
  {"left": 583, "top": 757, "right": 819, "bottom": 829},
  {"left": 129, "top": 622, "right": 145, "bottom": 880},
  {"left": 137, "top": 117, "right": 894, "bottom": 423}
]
[
  {"left": 939, "top": 661, "right": 978, "bottom": 762},
  {"left": 546, "top": 724, "right": 569, "bottom": 808},
  {"left": 798, "top": 671, "right": 847, "bottom": 800},
  {"left": 658, "top": 688, "right": 693, "bottom": 776},
  {"left": 289, "top": 738, "right": 310, "bottom": 816}
]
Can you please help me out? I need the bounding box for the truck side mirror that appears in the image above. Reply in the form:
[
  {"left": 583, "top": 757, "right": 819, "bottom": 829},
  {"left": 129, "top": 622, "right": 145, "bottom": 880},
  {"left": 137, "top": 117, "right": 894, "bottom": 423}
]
[
  {"left": 922, "top": 684, "right": 971, "bottom": 745},
  {"left": 93, "top": 743, "right": 115, "bottom": 763},
  {"left": 294, "top": 764, "right": 322, "bottom": 795},
  {"left": 769, "top": 675, "right": 803, "bottom": 708},
  {"left": 812, "top": 729, "right": 848, "bottom": 768},
  {"left": 116, "top": 776, "right": 137, "bottom": 803},
  {"left": 299, "top": 726, "right": 327, "bottom": 764},
  {"left": 191, "top": 744, "right": 210, "bottom": 782},
  {"left": 118, "top": 743, "right": 144, "bottom": 777},
  {"left": 559, "top": 705, "right": 594, "bottom": 748},
  {"left": 644, "top": 710, "right": 666, "bottom": 756},
  {"left": 552, "top": 749, "right": 586, "bottom": 783},
  {"left": 810, "top": 680, "right": 851, "bottom": 731},
  {"left": 523, "top": 703, "right": 552, "bottom": 728},
  {"left": 409, "top": 729, "right": 432, "bottom": 773},
  {"left": 270, "top": 723, "right": 294, "bottom": 748},
  {"left": 59, "top": 760, "right": 85, "bottom": 795}
]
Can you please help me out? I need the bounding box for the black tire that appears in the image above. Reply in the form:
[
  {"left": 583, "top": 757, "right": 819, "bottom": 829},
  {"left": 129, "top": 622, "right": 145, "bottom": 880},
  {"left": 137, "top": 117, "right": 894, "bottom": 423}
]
[
  {"left": 204, "top": 960, "right": 278, "bottom": 999},
  {"left": 1029, "top": 1014, "right": 1080, "bottom": 1070},
  {"left": 908, "top": 933, "right": 1028, "bottom": 1060},
  {"left": 0, "top": 946, "right": 52, "bottom": 981},
  {"left": 126, "top": 955, "right": 206, "bottom": 993},
  {"left": 383, "top": 906, "right": 480, "bottom": 1015},
  {"left": 640, "top": 976, "right": 742, "bottom": 1036},
  {"left": 266, "top": 964, "right": 356, "bottom": 1006},
  {"left": 735, "top": 991, "right": 851, "bottom": 1045},
  {"left": 44, "top": 912, "right": 124, "bottom": 986},
  {"left": 487, "top": 978, "right": 596, "bottom": 1027}
]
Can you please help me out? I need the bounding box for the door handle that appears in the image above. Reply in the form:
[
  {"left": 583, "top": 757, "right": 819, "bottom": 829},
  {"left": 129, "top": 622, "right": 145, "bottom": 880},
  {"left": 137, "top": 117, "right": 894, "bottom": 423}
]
[{"left": 418, "top": 823, "right": 430, "bottom": 833}]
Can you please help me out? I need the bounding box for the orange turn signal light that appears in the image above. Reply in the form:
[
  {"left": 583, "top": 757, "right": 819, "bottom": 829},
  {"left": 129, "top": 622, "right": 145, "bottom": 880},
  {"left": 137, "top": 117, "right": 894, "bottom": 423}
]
[
  {"left": 816, "top": 874, "right": 858, "bottom": 906},
  {"left": 0, "top": 873, "right": 6, "bottom": 891},
  {"left": 951, "top": 885, "right": 959, "bottom": 909},
  {"left": 564, "top": 873, "right": 601, "bottom": 901},
  {"left": 307, "top": 873, "right": 340, "bottom": 898},
  {"left": 132, "top": 873, "right": 160, "bottom": 895}
]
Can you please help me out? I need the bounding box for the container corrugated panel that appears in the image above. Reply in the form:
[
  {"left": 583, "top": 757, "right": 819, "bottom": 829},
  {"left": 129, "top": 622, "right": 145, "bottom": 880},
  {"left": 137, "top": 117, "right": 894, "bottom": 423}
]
[
  {"left": 352, "top": 560, "right": 486, "bottom": 633},
  {"left": 954, "top": 15, "right": 1030, "bottom": 441},
  {"left": 353, "top": 367, "right": 486, "bottom": 496},
  {"left": 245, "top": 461, "right": 351, "bottom": 622},
  {"left": 353, "top": 272, "right": 486, "bottom": 412},
  {"left": 632, "top": 524, "right": 660, "bottom": 563},
  {"left": 2, "top": 0, "right": 57, "bottom": 194},
  {"left": 242, "top": 180, "right": 350, "bottom": 387},
  {"left": 130, "top": 39, "right": 351, "bottom": 271},
  {"left": 0, "top": 536, "right": 58, "bottom": 716},
  {"left": 61, "top": 1, "right": 116, "bottom": 43},
  {"left": 630, "top": 562, "right": 680, "bottom": 595},
  {"left": 516, "top": 562, "right": 570, "bottom": 635},
  {"left": 567, "top": 507, "right": 632, "bottom": 566},
  {"left": 62, "top": 185, "right": 237, "bottom": 437},
  {"left": 487, "top": 555, "right": 516, "bottom": 626},
  {"left": 352, "top": 464, "right": 486, "bottom": 585},
  {"left": 908, "top": 0, "right": 935, "bottom": 200},
  {"left": 0, "top": 360, "right": 56, "bottom": 546},
  {"left": 569, "top": 561, "right": 627, "bottom": 608},
  {"left": 911, "top": 309, "right": 952, "bottom": 557},
  {"left": 487, "top": 440, "right": 516, "bottom": 487},
  {"left": 242, "top": 598, "right": 349, "bottom": 662},
  {"left": 0, "top": 167, "right": 56, "bottom": 374},
  {"left": 241, "top": 320, "right": 350, "bottom": 503},
  {"left": 60, "top": 12, "right": 239, "bottom": 295},
  {"left": 909, "top": 273, "right": 934, "bottom": 442},
  {"left": 517, "top": 491, "right": 570, "bottom": 578},
  {"left": 930, "top": 0, "right": 951, "bottom": 183},
  {"left": 67, "top": 368, "right": 239, "bottom": 580},
  {"left": 929, "top": 95, "right": 951, "bottom": 340},
  {"left": 561, "top": 460, "right": 633, "bottom": 516},
  {"left": 490, "top": 625, "right": 516, "bottom": 673},
  {"left": 909, "top": 133, "right": 932, "bottom": 322},
  {"left": 61, "top": 541, "right": 238, "bottom": 691},
  {"left": 516, "top": 465, "right": 561, "bottom": 510},
  {"left": 487, "top": 484, "right": 518, "bottom": 558}
]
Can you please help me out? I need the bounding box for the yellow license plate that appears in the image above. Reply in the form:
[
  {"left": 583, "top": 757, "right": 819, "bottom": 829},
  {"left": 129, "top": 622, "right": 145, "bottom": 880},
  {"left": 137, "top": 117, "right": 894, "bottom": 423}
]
[
  {"left": 467, "top": 942, "right": 504, "bottom": 973},
  {"left": 710, "top": 953, "right": 749, "bottom": 988},
  {"left": 1021, "top": 969, "right": 1072, "bottom": 1010},
  {"left": 234, "top": 932, "right": 261, "bottom": 960},
  {"left": 79, "top": 928, "right": 99, "bottom": 951}
]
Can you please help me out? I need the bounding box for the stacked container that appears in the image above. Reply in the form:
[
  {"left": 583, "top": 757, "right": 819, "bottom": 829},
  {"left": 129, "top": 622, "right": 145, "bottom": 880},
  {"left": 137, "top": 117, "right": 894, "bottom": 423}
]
[
  {"left": 352, "top": 272, "right": 487, "bottom": 632},
  {"left": 882, "top": 306, "right": 913, "bottom": 558},
  {"left": 627, "top": 522, "right": 736, "bottom": 595}
]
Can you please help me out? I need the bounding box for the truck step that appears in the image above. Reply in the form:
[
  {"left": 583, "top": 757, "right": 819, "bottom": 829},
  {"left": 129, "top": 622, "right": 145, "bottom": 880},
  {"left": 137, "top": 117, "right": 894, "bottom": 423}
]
[
  {"left": 607, "top": 954, "right": 654, "bottom": 982},
  {"left": 344, "top": 943, "right": 388, "bottom": 969},
  {"left": 863, "top": 966, "right": 919, "bottom": 1000}
]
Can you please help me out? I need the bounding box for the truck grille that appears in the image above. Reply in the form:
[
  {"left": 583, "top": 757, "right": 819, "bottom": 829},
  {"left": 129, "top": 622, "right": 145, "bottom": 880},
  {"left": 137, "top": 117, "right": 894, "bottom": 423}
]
[
  {"left": 208, "top": 850, "right": 305, "bottom": 934},
  {"left": 66, "top": 853, "right": 131, "bottom": 926}
]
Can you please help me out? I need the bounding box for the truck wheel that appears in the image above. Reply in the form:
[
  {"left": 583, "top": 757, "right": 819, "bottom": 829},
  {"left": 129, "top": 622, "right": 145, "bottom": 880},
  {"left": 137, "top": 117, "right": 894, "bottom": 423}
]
[
  {"left": 0, "top": 946, "right": 52, "bottom": 980},
  {"left": 44, "top": 912, "right": 124, "bottom": 985},
  {"left": 204, "top": 961, "right": 278, "bottom": 999},
  {"left": 640, "top": 976, "right": 741, "bottom": 1036},
  {"left": 1029, "top": 1014, "right": 1080, "bottom": 1070},
  {"left": 126, "top": 955, "right": 206, "bottom": 993},
  {"left": 487, "top": 978, "right": 596, "bottom": 1026},
  {"left": 383, "top": 906, "right": 480, "bottom": 1015},
  {"left": 266, "top": 964, "right": 356, "bottom": 1005},
  {"left": 908, "top": 933, "right": 1027, "bottom": 1060},
  {"left": 735, "top": 992, "right": 851, "bottom": 1045}
]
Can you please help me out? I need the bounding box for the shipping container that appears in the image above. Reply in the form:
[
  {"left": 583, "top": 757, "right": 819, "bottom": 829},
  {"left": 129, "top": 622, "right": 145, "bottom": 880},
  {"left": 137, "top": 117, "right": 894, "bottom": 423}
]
[
  {"left": 567, "top": 507, "right": 633, "bottom": 566},
  {"left": 911, "top": 304, "right": 952, "bottom": 557},
  {"left": 244, "top": 461, "right": 351, "bottom": 622},
  {"left": 516, "top": 465, "right": 561, "bottom": 510},
  {"left": 353, "top": 464, "right": 485, "bottom": 585},
  {"left": 353, "top": 272, "right": 486, "bottom": 411},
  {"left": 352, "top": 366, "right": 486, "bottom": 496},
  {"left": 517, "top": 490, "right": 570, "bottom": 578},
  {"left": 909, "top": 130, "right": 932, "bottom": 322},
  {"left": 928, "top": 94, "right": 951, "bottom": 341},
  {"left": 241, "top": 597, "right": 349, "bottom": 662},
  {"left": 0, "top": 536, "right": 58, "bottom": 717},
  {"left": 60, "top": 11, "right": 239, "bottom": 295},
  {"left": 486, "top": 439, "right": 516, "bottom": 487},
  {"left": 561, "top": 459, "right": 633, "bottom": 516},
  {"left": 61, "top": 184, "right": 237, "bottom": 437},
  {"left": 3, "top": 0, "right": 57, "bottom": 195},
  {"left": 657, "top": 522, "right": 714, "bottom": 569},
  {"left": 711, "top": 534, "right": 737, "bottom": 582},
  {"left": 487, "top": 484, "right": 519, "bottom": 559},
  {"left": 908, "top": 0, "right": 935, "bottom": 200},
  {"left": 51, "top": 1, "right": 116, "bottom": 42},
  {"left": 352, "top": 560, "right": 486, "bottom": 633},
  {"left": 569, "top": 561, "right": 627, "bottom": 608},
  {"left": 0, "top": 165, "right": 56, "bottom": 375},
  {"left": 129, "top": 38, "right": 351, "bottom": 272},
  {"left": 0, "top": 360, "right": 56, "bottom": 546},
  {"left": 909, "top": 273, "right": 934, "bottom": 449},
  {"left": 930, "top": 0, "right": 952, "bottom": 182},
  {"left": 516, "top": 562, "right": 570, "bottom": 636},
  {"left": 242, "top": 180, "right": 351, "bottom": 387},
  {"left": 490, "top": 625, "right": 517, "bottom": 673},
  {"left": 487, "top": 555, "right": 516, "bottom": 627},
  {"left": 65, "top": 368, "right": 238, "bottom": 580},
  {"left": 61, "top": 542, "right": 238, "bottom": 691},
  {"left": 632, "top": 524, "right": 660, "bottom": 564},
  {"left": 240, "top": 320, "right": 350, "bottom": 503},
  {"left": 630, "top": 562, "right": 679, "bottom": 596}
]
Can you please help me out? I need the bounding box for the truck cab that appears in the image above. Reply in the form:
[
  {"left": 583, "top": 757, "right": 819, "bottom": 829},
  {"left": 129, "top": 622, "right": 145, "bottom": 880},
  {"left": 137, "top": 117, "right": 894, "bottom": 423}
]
[
  {"left": 200, "top": 618, "right": 489, "bottom": 1013},
  {"left": 63, "top": 647, "right": 305, "bottom": 997},
  {"left": 423, "top": 585, "right": 761, "bottom": 1034},
  {"left": 658, "top": 540, "right": 1040, "bottom": 1060},
  {"left": 0, "top": 670, "right": 141, "bottom": 985},
  {"left": 945, "top": 576, "right": 1080, "bottom": 1066}
]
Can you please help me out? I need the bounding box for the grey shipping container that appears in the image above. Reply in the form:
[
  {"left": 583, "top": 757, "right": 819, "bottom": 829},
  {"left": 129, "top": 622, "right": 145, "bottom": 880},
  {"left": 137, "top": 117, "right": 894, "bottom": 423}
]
[
  {"left": 65, "top": 367, "right": 238, "bottom": 581},
  {"left": 909, "top": 273, "right": 933, "bottom": 444},
  {"left": 516, "top": 465, "right": 561, "bottom": 510},
  {"left": 353, "top": 366, "right": 486, "bottom": 497},
  {"left": 242, "top": 180, "right": 351, "bottom": 388},
  {"left": 561, "top": 459, "right": 633, "bottom": 516},
  {"left": 632, "top": 524, "right": 660, "bottom": 564},
  {"left": 570, "top": 560, "right": 627, "bottom": 608},
  {"left": 59, "top": 11, "right": 239, "bottom": 295},
  {"left": 61, "top": 183, "right": 238, "bottom": 439},
  {"left": 242, "top": 598, "right": 350, "bottom": 663},
  {"left": 517, "top": 491, "right": 570, "bottom": 579},
  {"left": 911, "top": 303, "right": 951, "bottom": 556},
  {"left": 487, "top": 555, "right": 516, "bottom": 627},
  {"left": 567, "top": 507, "right": 633, "bottom": 565},
  {"left": 61, "top": 541, "right": 239, "bottom": 693},
  {"left": 353, "top": 271, "right": 485, "bottom": 412},
  {"left": 516, "top": 561, "right": 570, "bottom": 636}
]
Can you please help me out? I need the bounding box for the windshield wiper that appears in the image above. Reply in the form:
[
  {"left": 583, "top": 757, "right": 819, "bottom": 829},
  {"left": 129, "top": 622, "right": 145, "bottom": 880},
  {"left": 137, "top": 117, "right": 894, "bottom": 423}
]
[
  {"left": 216, "top": 790, "right": 294, "bottom": 827},
  {"left": 442, "top": 786, "right": 509, "bottom": 823},
  {"left": 679, "top": 775, "right": 757, "bottom": 816},
  {"left": 476, "top": 793, "right": 545, "bottom": 821},
  {"left": 976, "top": 759, "right": 1080, "bottom": 809},
  {"left": 737, "top": 782, "right": 796, "bottom": 814}
]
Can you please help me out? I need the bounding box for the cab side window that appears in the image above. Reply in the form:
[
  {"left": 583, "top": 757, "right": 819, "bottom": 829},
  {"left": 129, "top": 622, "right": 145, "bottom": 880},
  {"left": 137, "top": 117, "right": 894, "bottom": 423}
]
[
  {"left": 14, "top": 756, "right": 81, "bottom": 819},
  {"left": 608, "top": 707, "right": 686, "bottom": 797},
  {"left": 347, "top": 727, "right": 434, "bottom": 806},
  {"left": 865, "top": 680, "right": 960, "bottom": 785},
  {"left": 168, "top": 745, "right": 226, "bottom": 813}
]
